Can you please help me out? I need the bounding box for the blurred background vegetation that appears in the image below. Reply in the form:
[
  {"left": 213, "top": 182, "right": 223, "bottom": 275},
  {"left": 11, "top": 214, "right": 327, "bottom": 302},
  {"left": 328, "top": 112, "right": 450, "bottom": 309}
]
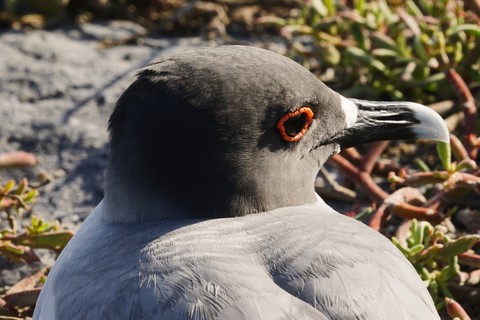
[
  {"left": 1, "top": 0, "right": 479, "bottom": 101},
  {"left": 1, "top": 0, "right": 479, "bottom": 319}
]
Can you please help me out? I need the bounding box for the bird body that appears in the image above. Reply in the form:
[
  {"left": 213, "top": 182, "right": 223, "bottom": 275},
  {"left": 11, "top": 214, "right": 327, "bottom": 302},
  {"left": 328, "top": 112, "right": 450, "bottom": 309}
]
[
  {"left": 36, "top": 200, "right": 437, "bottom": 319},
  {"left": 34, "top": 46, "right": 446, "bottom": 319}
]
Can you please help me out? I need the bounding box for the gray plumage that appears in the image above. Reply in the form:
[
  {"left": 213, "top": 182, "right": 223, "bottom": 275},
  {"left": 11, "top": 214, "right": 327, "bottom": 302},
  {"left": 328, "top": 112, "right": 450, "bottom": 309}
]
[
  {"left": 34, "top": 46, "right": 446, "bottom": 319},
  {"left": 35, "top": 202, "right": 437, "bottom": 319}
]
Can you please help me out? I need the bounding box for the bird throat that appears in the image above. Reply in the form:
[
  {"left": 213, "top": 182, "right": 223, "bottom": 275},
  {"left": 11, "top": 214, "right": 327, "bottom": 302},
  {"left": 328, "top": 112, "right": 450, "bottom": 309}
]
[{"left": 101, "top": 157, "right": 320, "bottom": 224}]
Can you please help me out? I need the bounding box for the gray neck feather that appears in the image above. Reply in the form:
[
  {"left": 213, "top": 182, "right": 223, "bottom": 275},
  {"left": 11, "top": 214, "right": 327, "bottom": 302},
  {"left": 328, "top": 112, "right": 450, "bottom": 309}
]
[{"left": 101, "top": 147, "right": 328, "bottom": 224}]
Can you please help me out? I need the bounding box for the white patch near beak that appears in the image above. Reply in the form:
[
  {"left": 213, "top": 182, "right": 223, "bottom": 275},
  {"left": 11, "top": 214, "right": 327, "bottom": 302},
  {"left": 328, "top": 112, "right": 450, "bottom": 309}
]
[{"left": 340, "top": 96, "right": 358, "bottom": 128}]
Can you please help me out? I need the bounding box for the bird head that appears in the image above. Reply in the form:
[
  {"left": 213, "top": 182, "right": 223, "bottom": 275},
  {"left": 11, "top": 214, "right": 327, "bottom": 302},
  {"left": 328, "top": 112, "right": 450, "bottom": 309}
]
[{"left": 104, "top": 46, "right": 448, "bottom": 223}]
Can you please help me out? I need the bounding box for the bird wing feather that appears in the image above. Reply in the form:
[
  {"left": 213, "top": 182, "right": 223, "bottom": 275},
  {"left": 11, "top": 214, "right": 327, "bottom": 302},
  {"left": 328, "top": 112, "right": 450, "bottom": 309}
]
[
  {"left": 261, "top": 205, "right": 439, "bottom": 320},
  {"left": 34, "top": 202, "right": 437, "bottom": 320}
]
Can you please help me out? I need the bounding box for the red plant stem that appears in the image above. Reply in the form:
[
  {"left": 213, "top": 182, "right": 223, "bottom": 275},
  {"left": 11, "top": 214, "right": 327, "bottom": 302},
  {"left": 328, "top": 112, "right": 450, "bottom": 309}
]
[
  {"left": 341, "top": 147, "right": 362, "bottom": 163},
  {"left": 446, "top": 69, "right": 478, "bottom": 160},
  {"left": 341, "top": 147, "right": 399, "bottom": 175},
  {"left": 450, "top": 133, "right": 470, "bottom": 161},
  {"left": 330, "top": 154, "right": 359, "bottom": 179},
  {"left": 368, "top": 204, "right": 389, "bottom": 231},
  {"left": 330, "top": 154, "right": 388, "bottom": 203},
  {"left": 454, "top": 172, "right": 480, "bottom": 191},
  {"left": 445, "top": 297, "right": 471, "bottom": 320},
  {"left": 401, "top": 171, "right": 449, "bottom": 186},
  {"left": 5, "top": 268, "right": 46, "bottom": 295},
  {"left": 459, "top": 253, "right": 480, "bottom": 268},
  {"left": 360, "top": 141, "right": 390, "bottom": 174},
  {"left": 0, "top": 152, "right": 37, "bottom": 168},
  {"left": 402, "top": 171, "right": 480, "bottom": 190},
  {"left": 391, "top": 202, "right": 442, "bottom": 223}
]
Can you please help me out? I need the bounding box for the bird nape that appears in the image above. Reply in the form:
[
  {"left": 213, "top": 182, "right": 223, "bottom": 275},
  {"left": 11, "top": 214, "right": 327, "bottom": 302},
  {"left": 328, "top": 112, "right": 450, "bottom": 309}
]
[{"left": 33, "top": 45, "right": 446, "bottom": 320}]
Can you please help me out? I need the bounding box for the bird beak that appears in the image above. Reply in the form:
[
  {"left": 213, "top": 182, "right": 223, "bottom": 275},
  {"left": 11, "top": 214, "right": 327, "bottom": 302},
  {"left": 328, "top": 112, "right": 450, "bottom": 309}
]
[{"left": 327, "top": 97, "right": 450, "bottom": 149}]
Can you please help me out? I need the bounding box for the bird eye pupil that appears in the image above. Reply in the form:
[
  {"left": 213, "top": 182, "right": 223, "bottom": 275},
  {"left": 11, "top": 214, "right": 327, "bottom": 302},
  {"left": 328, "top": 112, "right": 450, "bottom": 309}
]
[{"left": 284, "top": 113, "right": 307, "bottom": 137}]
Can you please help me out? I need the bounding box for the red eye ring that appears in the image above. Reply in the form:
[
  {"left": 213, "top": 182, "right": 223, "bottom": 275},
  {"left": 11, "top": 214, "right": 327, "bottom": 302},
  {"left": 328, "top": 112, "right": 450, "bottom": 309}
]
[{"left": 276, "top": 107, "right": 314, "bottom": 142}]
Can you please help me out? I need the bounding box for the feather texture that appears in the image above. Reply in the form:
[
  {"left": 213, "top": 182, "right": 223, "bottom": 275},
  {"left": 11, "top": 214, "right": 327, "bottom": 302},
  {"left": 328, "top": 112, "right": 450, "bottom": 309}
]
[{"left": 34, "top": 201, "right": 438, "bottom": 320}]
